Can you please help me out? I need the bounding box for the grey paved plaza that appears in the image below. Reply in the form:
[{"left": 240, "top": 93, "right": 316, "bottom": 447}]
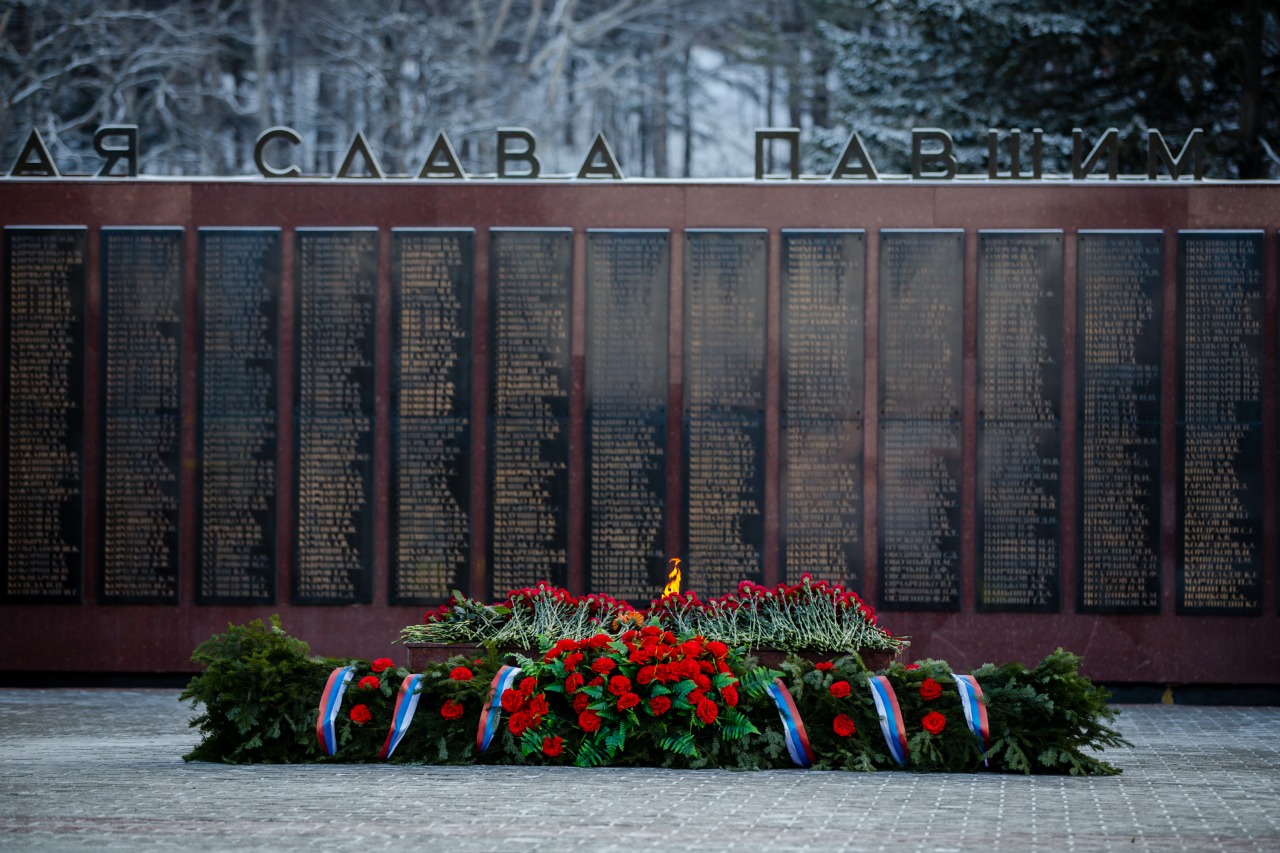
[{"left": 1, "top": 689, "right": 1278, "bottom": 852}]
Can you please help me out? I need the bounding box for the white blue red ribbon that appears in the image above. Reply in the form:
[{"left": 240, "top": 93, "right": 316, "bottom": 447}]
[
  {"left": 316, "top": 665, "right": 355, "bottom": 756},
  {"left": 954, "top": 674, "right": 991, "bottom": 762},
  {"left": 765, "top": 678, "right": 814, "bottom": 768},
  {"left": 869, "top": 675, "right": 908, "bottom": 766},
  {"left": 476, "top": 665, "right": 522, "bottom": 754},
  {"left": 378, "top": 673, "right": 424, "bottom": 760}
]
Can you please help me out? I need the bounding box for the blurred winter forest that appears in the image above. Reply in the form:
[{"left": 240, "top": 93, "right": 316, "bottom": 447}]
[{"left": 2, "top": 0, "right": 1277, "bottom": 178}]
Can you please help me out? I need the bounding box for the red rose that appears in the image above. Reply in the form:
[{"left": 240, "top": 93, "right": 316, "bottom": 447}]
[
  {"left": 905, "top": 663, "right": 921, "bottom": 671},
  {"left": 833, "top": 713, "right": 857, "bottom": 737},
  {"left": 449, "top": 667, "right": 473, "bottom": 682},
  {"left": 616, "top": 692, "right": 641, "bottom": 711},
  {"left": 608, "top": 675, "right": 632, "bottom": 696},
  {"left": 519, "top": 677, "right": 537, "bottom": 697},
  {"left": 705, "top": 641, "right": 728, "bottom": 658},
  {"left": 564, "top": 672, "right": 585, "bottom": 693},
  {"left": 829, "top": 680, "right": 852, "bottom": 698},
  {"left": 578, "top": 709, "right": 602, "bottom": 732},
  {"left": 371, "top": 657, "right": 394, "bottom": 673},
  {"left": 591, "top": 658, "right": 616, "bottom": 674},
  {"left": 920, "top": 677, "right": 942, "bottom": 701},
  {"left": 648, "top": 695, "right": 672, "bottom": 716},
  {"left": 696, "top": 698, "right": 719, "bottom": 725},
  {"left": 721, "top": 684, "right": 739, "bottom": 707},
  {"left": 508, "top": 709, "right": 533, "bottom": 736},
  {"left": 814, "top": 662, "right": 834, "bottom": 672},
  {"left": 440, "top": 699, "right": 464, "bottom": 720},
  {"left": 572, "top": 693, "right": 591, "bottom": 713},
  {"left": 542, "top": 735, "right": 563, "bottom": 757},
  {"left": 500, "top": 688, "right": 523, "bottom": 713},
  {"left": 357, "top": 675, "right": 380, "bottom": 690},
  {"left": 349, "top": 704, "right": 372, "bottom": 725},
  {"left": 922, "top": 711, "right": 947, "bottom": 735}
]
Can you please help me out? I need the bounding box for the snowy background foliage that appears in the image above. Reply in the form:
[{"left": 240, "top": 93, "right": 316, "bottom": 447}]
[{"left": 2, "top": 0, "right": 1276, "bottom": 179}]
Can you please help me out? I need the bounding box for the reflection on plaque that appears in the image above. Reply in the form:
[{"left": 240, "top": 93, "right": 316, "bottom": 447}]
[
  {"left": 976, "top": 231, "right": 1062, "bottom": 612},
  {"left": 2, "top": 227, "right": 85, "bottom": 602},
  {"left": 683, "top": 230, "right": 766, "bottom": 596},
  {"left": 586, "top": 230, "right": 668, "bottom": 603},
  {"left": 196, "top": 229, "right": 279, "bottom": 604},
  {"left": 293, "top": 229, "right": 376, "bottom": 604},
  {"left": 780, "top": 230, "right": 864, "bottom": 591},
  {"left": 1077, "top": 231, "right": 1162, "bottom": 613},
  {"left": 1177, "top": 231, "right": 1263, "bottom": 615},
  {"left": 101, "top": 228, "right": 182, "bottom": 603},
  {"left": 878, "top": 230, "right": 962, "bottom": 611},
  {"left": 489, "top": 229, "right": 571, "bottom": 596},
  {"left": 391, "top": 229, "right": 472, "bottom": 604}
]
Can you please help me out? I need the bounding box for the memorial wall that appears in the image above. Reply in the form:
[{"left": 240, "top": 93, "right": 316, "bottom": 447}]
[{"left": 0, "top": 179, "right": 1276, "bottom": 685}]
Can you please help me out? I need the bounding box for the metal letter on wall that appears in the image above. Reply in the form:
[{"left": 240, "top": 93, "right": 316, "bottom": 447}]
[
  {"left": 683, "top": 230, "right": 767, "bottom": 596},
  {"left": 585, "top": 230, "right": 669, "bottom": 602},
  {"left": 1176, "top": 231, "right": 1263, "bottom": 615},
  {"left": 878, "top": 230, "right": 963, "bottom": 612},
  {"left": 488, "top": 228, "right": 572, "bottom": 597},
  {"left": 1077, "top": 231, "right": 1162, "bottom": 613},
  {"left": 976, "top": 231, "right": 1063, "bottom": 612},
  {"left": 293, "top": 229, "right": 377, "bottom": 604},
  {"left": 391, "top": 229, "right": 473, "bottom": 605},
  {"left": 100, "top": 227, "right": 183, "bottom": 603},
  {"left": 2, "top": 227, "right": 86, "bottom": 602},
  {"left": 780, "top": 230, "right": 865, "bottom": 592},
  {"left": 196, "top": 228, "right": 279, "bottom": 604}
]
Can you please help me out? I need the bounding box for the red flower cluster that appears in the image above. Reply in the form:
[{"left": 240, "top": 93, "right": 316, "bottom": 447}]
[
  {"left": 501, "top": 677, "right": 550, "bottom": 737},
  {"left": 920, "top": 678, "right": 942, "bottom": 701},
  {"left": 357, "top": 675, "right": 380, "bottom": 690},
  {"left": 349, "top": 704, "right": 372, "bottom": 725},
  {"left": 371, "top": 657, "right": 395, "bottom": 673},
  {"left": 922, "top": 711, "right": 947, "bottom": 735}
]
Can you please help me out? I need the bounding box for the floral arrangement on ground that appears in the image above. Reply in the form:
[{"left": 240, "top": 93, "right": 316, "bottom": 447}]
[{"left": 181, "top": 616, "right": 1129, "bottom": 775}]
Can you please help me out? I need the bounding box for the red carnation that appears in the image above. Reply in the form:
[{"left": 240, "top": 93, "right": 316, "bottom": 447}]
[
  {"left": 833, "top": 713, "right": 857, "bottom": 737},
  {"left": 698, "top": 660, "right": 716, "bottom": 674},
  {"left": 440, "top": 699, "right": 464, "bottom": 720},
  {"left": 696, "top": 698, "right": 719, "bottom": 725},
  {"left": 591, "top": 658, "right": 616, "bottom": 674},
  {"left": 920, "top": 678, "right": 942, "bottom": 701},
  {"left": 608, "top": 675, "right": 632, "bottom": 696},
  {"left": 720, "top": 684, "right": 739, "bottom": 707},
  {"left": 636, "top": 666, "right": 658, "bottom": 686},
  {"left": 528, "top": 694, "right": 550, "bottom": 717},
  {"left": 357, "top": 675, "right": 380, "bottom": 690},
  {"left": 371, "top": 657, "right": 394, "bottom": 673},
  {"left": 564, "top": 672, "right": 585, "bottom": 693},
  {"left": 922, "top": 711, "right": 947, "bottom": 735},
  {"left": 500, "top": 688, "right": 523, "bottom": 713},
  {"left": 572, "top": 693, "right": 591, "bottom": 713},
  {"left": 589, "top": 676, "right": 605, "bottom": 688},
  {"left": 829, "top": 680, "right": 852, "bottom": 699},
  {"left": 542, "top": 735, "right": 563, "bottom": 758},
  {"left": 508, "top": 709, "right": 533, "bottom": 736},
  {"left": 705, "top": 641, "right": 728, "bottom": 658},
  {"left": 349, "top": 704, "right": 372, "bottom": 725},
  {"left": 578, "top": 709, "right": 602, "bottom": 732},
  {"left": 648, "top": 695, "right": 672, "bottom": 716},
  {"left": 814, "top": 662, "right": 834, "bottom": 672},
  {"left": 449, "top": 667, "right": 473, "bottom": 682},
  {"left": 905, "top": 663, "right": 921, "bottom": 671},
  {"left": 519, "top": 677, "right": 537, "bottom": 697},
  {"left": 640, "top": 625, "right": 662, "bottom": 637},
  {"left": 564, "top": 651, "right": 585, "bottom": 671},
  {"left": 694, "top": 674, "right": 712, "bottom": 690},
  {"left": 617, "top": 692, "right": 641, "bottom": 711}
]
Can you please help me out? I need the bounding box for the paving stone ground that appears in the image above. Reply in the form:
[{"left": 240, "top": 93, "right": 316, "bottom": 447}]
[{"left": 1, "top": 689, "right": 1277, "bottom": 852}]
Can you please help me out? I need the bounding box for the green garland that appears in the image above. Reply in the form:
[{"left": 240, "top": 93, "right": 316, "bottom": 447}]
[{"left": 181, "top": 618, "right": 1129, "bottom": 774}]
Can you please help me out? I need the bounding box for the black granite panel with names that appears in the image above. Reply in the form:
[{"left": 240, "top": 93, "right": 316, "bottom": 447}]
[
  {"left": 195, "top": 229, "right": 279, "bottom": 604},
  {"left": 391, "top": 229, "right": 472, "bottom": 605},
  {"left": 585, "top": 230, "right": 668, "bottom": 602},
  {"left": 878, "top": 230, "right": 963, "bottom": 611},
  {"left": 293, "top": 229, "right": 376, "bottom": 604},
  {"left": 683, "top": 230, "right": 767, "bottom": 596},
  {"left": 1176, "top": 231, "right": 1263, "bottom": 615},
  {"left": 780, "top": 230, "right": 864, "bottom": 591},
  {"left": 1077, "top": 231, "right": 1162, "bottom": 614},
  {"left": 976, "top": 232, "right": 1062, "bottom": 612},
  {"left": 100, "top": 228, "right": 182, "bottom": 603},
  {"left": 2, "top": 228, "right": 85, "bottom": 602},
  {"left": 488, "top": 229, "right": 572, "bottom": 597}
]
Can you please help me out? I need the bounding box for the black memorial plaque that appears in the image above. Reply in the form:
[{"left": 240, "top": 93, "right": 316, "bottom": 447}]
[
  {"left": 976, "top": 231, "right": 1063, "bottom": 612},
  {"left": 878, "top": 230, "right": 963, "bottom": 611},
  {"left": 1176, "top": 231, "right": 1263, "bottom": 615},
  {"left": 195, "top": 229, "right": 279, "bottom": 604},
  {"left": 391, "top": 229, "right": 473, "bottom": 605},
  {"left": 2, "top": 228, "right": 86, "bottom": 602},
  {"left": 100, "top": 228, "right": 182, "bottom": 603},
  {"left": 585, "top": 230, "right": 669, "bottom": 603},
  {"left": 293, "top": 229, "right": 376, "bottom": 604},
  {"left": 1077, "top": 231, "right": 1162, "bottom": 614},
  {"left": 683, "top": 230, "right": 767, "bottom": 596},
  {"left": 488, "top": 229, "right": 572, "bottom": 597},
  {"left": 780, "top": 230, "right": 864, "bottom": 591}
]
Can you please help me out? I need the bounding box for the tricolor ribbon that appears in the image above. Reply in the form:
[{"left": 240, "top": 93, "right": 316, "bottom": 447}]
[
  {"left": 954, "top": 674, "right": 991, "bottom": 763},
  {"left": 765, "top": 678, "right": 814, "bottom": 768},
  {"left": 476, "top": 665, "right": 522, "bottom": 754},
  {"left": 316, "top": 665, "right": 355, "bottom": 756},
  {"left": 868, "top": 675, "right": 908, "bottom": 766},
  {"left": 378, "top": 673, "right": 424, "bottom": 760}
]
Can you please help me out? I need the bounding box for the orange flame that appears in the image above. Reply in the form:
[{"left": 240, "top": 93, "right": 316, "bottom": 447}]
[{"left": 662, "top": 558, "right": 682, "bottom": 597}]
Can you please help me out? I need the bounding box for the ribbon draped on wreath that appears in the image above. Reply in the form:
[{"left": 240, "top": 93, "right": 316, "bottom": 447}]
[{"left": 317, "top": 666, "right": 427, "bottom": 759}]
